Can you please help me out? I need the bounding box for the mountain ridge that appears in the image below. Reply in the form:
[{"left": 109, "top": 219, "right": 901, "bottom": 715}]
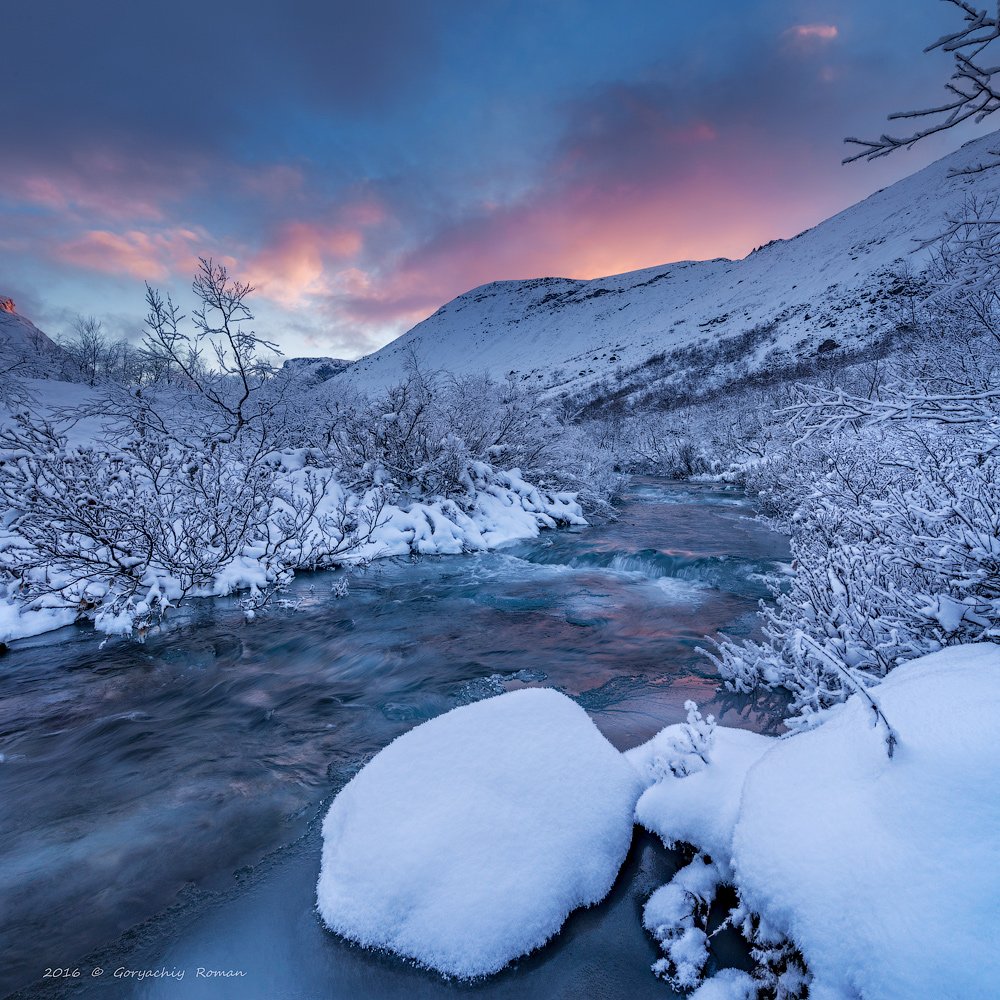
[
  {"left": 330, "top": 131, "right": 1000, "bottom": 401},
  {"left": 0, "top": 297, "right": 65, "bottom": 369}
]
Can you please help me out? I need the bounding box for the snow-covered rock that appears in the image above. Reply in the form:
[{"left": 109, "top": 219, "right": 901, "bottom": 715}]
[
  {"left": 280, "top": 355, "right": 353, "bottom": 385},
  {"left": 316, "top": 688, "right": 643, "bottom": 978},
  {"left": 633, "top": 644, "right": 1000, "bottom": 1000}
]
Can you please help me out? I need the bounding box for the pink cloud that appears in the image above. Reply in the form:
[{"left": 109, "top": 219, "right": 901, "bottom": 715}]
[
  {"left": 785, "top": 23, "right": 839, "bottom": 42},
  {"left": 10, "top": 171, "right": 167, "bottom": 223},
  {"left": 55, "top": 227, "right": 209, "bottom": 280},
  {"left": 0, "top": 148, "right": 213, "bottom": 224},
  {"left": 243, "top": 221, "right": 364, "bottom": 306}
]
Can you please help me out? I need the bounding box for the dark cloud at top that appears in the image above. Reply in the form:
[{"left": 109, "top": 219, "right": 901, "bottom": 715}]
[{"left": 1, "top": 0, "right": 443, "bottom": 159}]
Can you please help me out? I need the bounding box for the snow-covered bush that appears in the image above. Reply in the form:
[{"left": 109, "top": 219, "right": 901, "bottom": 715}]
[
  {"left": 707, "top": 331, "right": 1000, "bottom": 727},
  {"left": 0, "top": 264, "right": 600, "bottom": 641},
  {"left": 56, "top": 316, "right": 155, "bottom": 387},
  {"left": 0, "top": 413, "right": 378, "bottom": 635},
  {"left": 315, "top": 371, "right": 492, "bottom": 499},
  {"left": 309, "top": 366, "right": 621, "bottom": 514},
  {"left": 644, "top": 855, "right": 721, "bottom": 989}
]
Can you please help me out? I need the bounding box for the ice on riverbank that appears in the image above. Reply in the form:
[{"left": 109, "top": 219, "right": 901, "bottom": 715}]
[
  {"left": 631, "top": 643, "right": 1000, "bottom": 999},
  {"left": 316, "top": 687, "right": 642, "bottom": 978}
]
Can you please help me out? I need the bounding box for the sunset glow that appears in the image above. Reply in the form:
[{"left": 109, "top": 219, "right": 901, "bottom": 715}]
[{"left": 0, "top": 0, "right": 980, "bottom": 357}]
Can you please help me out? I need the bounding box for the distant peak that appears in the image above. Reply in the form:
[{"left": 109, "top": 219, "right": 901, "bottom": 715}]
[{"left": 0, "top": 297, "right": 14, "bottom": 314}]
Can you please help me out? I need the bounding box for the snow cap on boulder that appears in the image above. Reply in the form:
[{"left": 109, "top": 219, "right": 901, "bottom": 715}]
[{"left": 317, "top": 687, "right": 642, "bottom": 978}]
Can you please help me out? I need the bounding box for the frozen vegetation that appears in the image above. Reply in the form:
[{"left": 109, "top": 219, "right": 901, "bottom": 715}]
[
  {"left": 628, "top": 644, "right": 1000, "bottom": 999},
  {"left": 0, "top": 262, "right": 597, "bottom": 643}
]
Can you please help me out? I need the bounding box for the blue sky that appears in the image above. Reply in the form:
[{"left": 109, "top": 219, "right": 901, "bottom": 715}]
[{"left": 0, "top": 0, "right": 982, "bottom": 358}]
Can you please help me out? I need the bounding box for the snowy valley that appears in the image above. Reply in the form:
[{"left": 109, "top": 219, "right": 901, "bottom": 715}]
[{"left": 2, "top": 79, "right": 1000, "bottom": 1000}]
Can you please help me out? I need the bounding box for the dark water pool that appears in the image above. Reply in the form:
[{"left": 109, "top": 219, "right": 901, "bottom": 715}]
[{"left": 0, "top": 479, "right": 789, "bottom": 999}]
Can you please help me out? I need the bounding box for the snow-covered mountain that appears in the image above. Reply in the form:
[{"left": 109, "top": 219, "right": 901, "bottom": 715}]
[
  {"left": 0, "top": 296, "right": 66, "bottom": 369},
  {"left": 333, "top": 132, "right": 1000, "bottom": 403}
]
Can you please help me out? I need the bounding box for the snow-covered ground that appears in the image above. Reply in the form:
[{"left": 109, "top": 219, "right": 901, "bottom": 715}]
[
  {"left": 630, "top": 643, "right": 1000, "bottom": 999},
  {"left": 318, "top": 645, "right": 1000, "bottom": 997},
  {"left": 330, "top": 131, "right": 1000, "bottom": 401}
]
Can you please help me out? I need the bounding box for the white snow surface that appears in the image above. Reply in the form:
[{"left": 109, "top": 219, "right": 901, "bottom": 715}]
[
  {"left": 332, "top": 131, "right": 1000, "bottom": 399},
  {"left": 628, "top": 725, "right": 773, "bottom": 863},
  {"left": 632, "top": 644, "right": 1000, "bottom": 1000},
  {"left": 689, "top": 969, "right": 757, "bottom": 1000},
  {"left": 0, "top": 594, "right": 75, "bottom": 643},
  {"left": 316, "top": 687, "right": 643, "bottom": 978}
]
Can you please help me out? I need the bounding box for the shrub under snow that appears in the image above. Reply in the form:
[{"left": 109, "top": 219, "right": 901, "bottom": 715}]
[
  {"left": 709, "top": 430, "right": 1000, "bottom": 727},
  {"left": 689, "top": 329, "right": 1000, "bottom": 729}
]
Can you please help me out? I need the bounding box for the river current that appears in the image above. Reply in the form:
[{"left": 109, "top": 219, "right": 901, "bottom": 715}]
[{"left": 1, "top": 479, "right": 789, "bottom": 999}]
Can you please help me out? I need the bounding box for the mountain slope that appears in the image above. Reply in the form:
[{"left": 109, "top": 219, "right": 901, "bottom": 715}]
[
  {"left": 0, "top": 297, "right": 67, "bottom": 371},
  {"left": 332, "top": 131, "right": 1000, "bottom": 402}
]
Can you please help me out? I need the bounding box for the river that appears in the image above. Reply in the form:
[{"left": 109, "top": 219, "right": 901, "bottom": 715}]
[{"left": 0, "top": 479, "right": 789, "bottom": 999}]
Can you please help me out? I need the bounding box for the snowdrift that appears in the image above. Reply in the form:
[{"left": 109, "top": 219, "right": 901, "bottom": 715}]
[
  {"left": 631, "top": 643, "right": 1000, "bottom": 999},
  {"left": 316, "top": 688, "right": 642, "bottom": 977}
]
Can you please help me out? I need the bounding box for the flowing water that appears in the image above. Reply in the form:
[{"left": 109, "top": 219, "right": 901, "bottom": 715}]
[{"left": 0, "top": 479, "right": 789, "bottom": 999}]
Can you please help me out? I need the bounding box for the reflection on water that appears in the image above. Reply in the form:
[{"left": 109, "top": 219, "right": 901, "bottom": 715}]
[{"left": 0, "top": 479, "right": 789, "bottom": 999}]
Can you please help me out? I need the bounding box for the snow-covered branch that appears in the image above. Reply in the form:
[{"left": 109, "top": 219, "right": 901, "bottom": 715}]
[{"left": 845, "top": 1, "right": 1000, "bottom": 169}]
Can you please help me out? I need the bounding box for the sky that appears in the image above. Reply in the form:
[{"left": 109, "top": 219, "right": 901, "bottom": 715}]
[{"left": 0, "top": 0, "right": 985, "bottom": 359}]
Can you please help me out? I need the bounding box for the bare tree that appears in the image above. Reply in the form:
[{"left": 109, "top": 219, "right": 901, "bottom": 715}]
[
  {"left": 845, "top": 1, "right": 1000, "bottom": 170},
  {"left": 61, "top": 316, "right": 108, "bottom": 385},
  {"left": 141, "top": 258, "right": 283, "bottom": 437}
]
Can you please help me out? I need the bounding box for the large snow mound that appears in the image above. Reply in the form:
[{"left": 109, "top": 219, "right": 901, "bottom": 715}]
[
  {"left": 633, "top": 644, "right": 1000, "bottom": 1000},
  {"left": 734, "top": 643, "right": 1000, "bottom": 999},
  {"left": 316, "top": 687, "right": 642, "bottom": 978}
]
